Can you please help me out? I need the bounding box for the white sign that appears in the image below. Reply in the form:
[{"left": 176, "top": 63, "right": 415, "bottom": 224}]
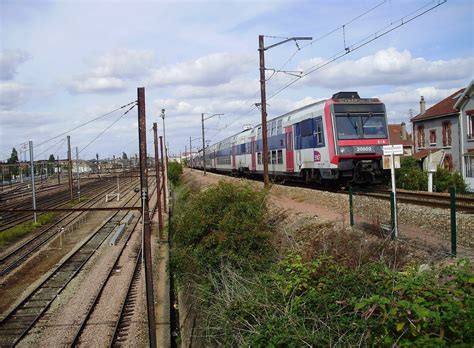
[
  {"left": 383, "top": 144, "right": 403, "bottom": 156},
  {"left": 383, "top": 155, "right": 401, "bottom": 170}
]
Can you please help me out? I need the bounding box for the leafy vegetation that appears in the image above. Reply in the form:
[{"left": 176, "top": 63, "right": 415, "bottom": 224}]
[
  {"left": 171, "top": 181, "right": 272, "bottom": 280},
  {"left": 0, "top": 212, "right": 58, "bottom": 245},
  {"left": 170, "top": 179, "right": 473, "bottom": 346},
  {"left": 396, "top": 156, "right": 467, "bottom": 192},
  {"left": 167, "top": 161, "right": 183, "bottom": 185}
]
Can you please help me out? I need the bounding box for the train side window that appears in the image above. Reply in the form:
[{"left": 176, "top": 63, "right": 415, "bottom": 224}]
[{"left": 314, "top": 118, "right": 324, "bottom": 146}]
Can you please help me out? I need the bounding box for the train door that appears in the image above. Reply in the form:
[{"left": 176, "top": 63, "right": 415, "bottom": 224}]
[
  {"left": 251, "top": 137, "right": 256, "bottom": 171},
  {"left": 285, "top": 126, "right": 294, "bottom": 172},
  {"left": 231, "top": 144, "right": 236, "bottom": 170}
]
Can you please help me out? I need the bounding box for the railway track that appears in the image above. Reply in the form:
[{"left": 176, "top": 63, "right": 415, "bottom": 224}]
[
  {"left": 353, "top": 188, "right": 474, "bottom": 213},
  {"left": 110, "top": 248, "right": 142, "bottom": 347},
  {"left": 0, "top": 179, "right": 138, "bottom": 276},
  {"left": 69, "top": 182, "right": 158, "bottom": 347},
  {"left": 0, "top": 190, "right": 141, "bottom": 347},
  {"left": 0, "top": 176, "right": 125, "bottom": 232}
]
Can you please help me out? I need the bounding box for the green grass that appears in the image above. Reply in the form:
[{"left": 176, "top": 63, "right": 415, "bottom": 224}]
[{"left": 0, "top": 212, "right": 58, "bottom": 246}]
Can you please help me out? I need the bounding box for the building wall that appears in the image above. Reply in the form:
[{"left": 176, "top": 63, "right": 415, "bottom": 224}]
[
  {"left": 459, "top": 97, "right": 474, "bottom": 191},
  {"left": 413, "top": 115, "right": 460, "bottom": 171}
]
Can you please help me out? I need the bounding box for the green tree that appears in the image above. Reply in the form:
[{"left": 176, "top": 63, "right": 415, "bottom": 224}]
[
  {"left": 7, "top": 147, "right": 18, "bottom": 164},
  {"left": 122, "top": 152, "right": 128, "bottom": 160},
  {"left": 433, "top": 167, "right": 467, "bottom": 193}
]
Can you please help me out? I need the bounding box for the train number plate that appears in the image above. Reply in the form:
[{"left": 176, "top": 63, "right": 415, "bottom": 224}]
[{"left": 354, "top": 146, "right": 374, "bottom": 154}]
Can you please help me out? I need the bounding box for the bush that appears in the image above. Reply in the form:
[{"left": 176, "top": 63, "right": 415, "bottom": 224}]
[
  {"left": 396, "top": 157, "right": 428, "bottom": 190},
  {"left": 205, "top": 255, "right": 473, "bottom": 347},
  {"left": 171, "top": 181, "right": 272, "bottom": 280},
  {"left": 433, "top": 167, "right": 468, "bottom": 193},
  {"left": 167, "top": 161, "right": 183, "bottom": 185}
]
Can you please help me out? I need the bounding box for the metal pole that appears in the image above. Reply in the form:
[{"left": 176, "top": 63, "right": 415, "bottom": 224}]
[
  {"left": 67, "top": 136, "right": 73, "bottom": 202},
  {"left": 153, "top": 122, "right": 164, "bottom": 237},
  {"left": 29, "top": 141, "right": 37, "bottom": 223},
  {"left": 160, "top": 136, "right": 167, "bottom": 212},
  {"left": 75, "top": 147, "right": 81, "bottom": 201},
  {"left": 161, "top": 109, "right": 169, "bottom": 199},
  {"left": 202, "top": 113, "right": 206, "bottom": 176},
  {"left": 189, "top": 136, "right": 193, "bottom": 171},
  {"left": 137, "top": 87, "right": 157, "bottom": 348},
  {"left": 450, "top": 186, "right": 457, "bottom": 256},
  {"left": 259, "top": 34, "right": 270, "bottom": 188},
  {"left": 349, "top": 186, "right": 354, "bottom": 226},
  {"left": 390, "top": 153, "right": 398, "bottom": 239},
  {"left": 57, "top": 155, "right": 60, "bottom": 185}
]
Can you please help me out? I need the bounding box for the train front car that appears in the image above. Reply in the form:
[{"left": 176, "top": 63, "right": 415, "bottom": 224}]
[{"left": 326, "top": 92, "right": 389, "bottom": 184}]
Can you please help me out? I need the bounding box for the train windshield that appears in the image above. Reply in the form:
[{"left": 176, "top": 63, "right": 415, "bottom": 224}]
[{"left": 335, "top": 112, "right": 387, "bottom": 139}]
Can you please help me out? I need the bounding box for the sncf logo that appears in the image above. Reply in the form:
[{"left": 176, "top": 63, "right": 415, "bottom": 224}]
[{"left": 314, "top": 151, "right": 321, "bottom": 162}]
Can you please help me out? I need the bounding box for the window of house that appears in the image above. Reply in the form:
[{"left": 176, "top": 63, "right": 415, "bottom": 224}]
[
  {"left": 465, "top": 155, "right": 474, "bottom": 177},
  {"left": 429, "top": 129, "right": 437, "bottom": 145},
  {"left": 443, "top": 154, "right": 453, "bottom": 171},
  {"left": 417, "top": 125, "right": 425, "bottom": 148},
  {"left": 257, "top": 152, "right": 262, "bottom": 165},
  {"left": 467, "top": 110, "right": 474, "bottom": 139},
  {"left": 442, "top": 121, "right": 452, "bottom": 147},
  {"left": 257, "top": 127, "right": 262, "bottom": 139},
  {"left": 277, "top": 150, "right": 283, "bottom": 164}
]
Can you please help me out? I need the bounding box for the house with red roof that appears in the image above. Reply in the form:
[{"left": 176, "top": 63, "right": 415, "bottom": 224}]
[
  {"left": 388, "top": 122, "right": 413, "bottom": 155},
  {"left": 411, "top": 88, "right": 466, "bottom": 173}
]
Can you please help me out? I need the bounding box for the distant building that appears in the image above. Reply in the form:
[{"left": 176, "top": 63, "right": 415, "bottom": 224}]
[
  {"left": 454, "top": 80, "right": 474, "bottom": 191},
  {"left": 411, "top": 89, "right": 466, "bottom": 172},
  {"left": 388, "top": 122, "right": 413, "bottom": 155}
]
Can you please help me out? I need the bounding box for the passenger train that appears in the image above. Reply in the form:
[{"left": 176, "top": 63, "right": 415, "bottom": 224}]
[{"left": 192, "top": 92, "right": 390, "bottom": 185}]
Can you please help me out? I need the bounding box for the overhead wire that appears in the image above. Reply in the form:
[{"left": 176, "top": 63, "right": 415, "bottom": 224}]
[
  {"left": 78, "top": 103, "right": 137, "bottom": 155},
  {"left": 34, "top": 100, "right": 137, "bottom": 148},
  {"left": 209, "top": 0, "right": 393, "bottom": 140},
  {"left": 266, "top": 0, "right": 446, "bottom": 101}
]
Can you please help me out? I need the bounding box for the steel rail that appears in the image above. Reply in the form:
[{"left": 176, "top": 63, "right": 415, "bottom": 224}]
[
  {"left": 0, "top": 190, "right": 142, "bottom": 347},
  {"left": 0, "top": 179, "right": 139, "bottom": 276}
]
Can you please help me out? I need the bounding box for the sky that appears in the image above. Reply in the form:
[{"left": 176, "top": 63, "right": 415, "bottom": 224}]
[{"left": 0, "top": 0, "right": 473, "bottom": 161}]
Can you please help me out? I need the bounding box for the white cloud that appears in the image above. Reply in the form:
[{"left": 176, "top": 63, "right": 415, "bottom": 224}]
[
  {"left": 0, "top": 81, "right": 32, "bottom": 110},
  {"left": 0, "top": 50, "right": 30, "bottom": 80},
  {"left": 148, "top": 52, "right": 255, "bottom": 87},
  {"left": 89, "top": 48, "right": 154, "bottom": 79},
  {"left": 66, "top": 76, "right": 127, "bottom": 94},
  {"left": 175, "top": 78, "right": 259, "bottom": 99},
  {"left": 66, "top": 48, "right": 154, "bottom": 94},
  {"left": 298, "top": 48, "right": 474, "bottom": 88},
  {"left": 376, "top": 86, "right": 460, "bottom": 105}
]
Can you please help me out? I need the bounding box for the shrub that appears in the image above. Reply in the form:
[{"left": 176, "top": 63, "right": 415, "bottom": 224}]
[
  {"left": 168, "top": 161, "right": 183, "bottom": 185},
  {"left": 396, "top": 156, "right": 428, "bottom": 190},
  {"left": 171, "top": 181, "right": 272, "bottom": 280},
  {"left": 433, "top": 167, "right": 468, "bottom": 193}
]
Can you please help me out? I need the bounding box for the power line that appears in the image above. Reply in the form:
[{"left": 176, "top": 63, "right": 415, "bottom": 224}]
[
  {"left": 209, "top": 0, "right": 393, "bottom": 139},
  {"left": 267, "top": 0, "right": 446, "bottom": 101},
  {"left": 35, "top": 136, "right": 66, "bottom": 159},
  {"left": 78, "top": 103, "right": 137, "bottom": 155},
  {"left": 35, "top": 100, "right": 137, "bottom": 148}
]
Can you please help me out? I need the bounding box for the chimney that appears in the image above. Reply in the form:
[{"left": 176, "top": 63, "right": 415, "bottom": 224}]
[
  {"left": 401, "top": 122, "right": 407, "bottom": 141},
  {"left": 419, "top": 96, "right": 426, "bottom": 114}
]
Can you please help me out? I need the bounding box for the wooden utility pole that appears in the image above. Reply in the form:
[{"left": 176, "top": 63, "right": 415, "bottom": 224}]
[
  {"left": 137, "top": 87, "right": 157, "bottom": 348},
  {"left": 159, "top": 135, "right": 167, "bottom": 212},
  {"left": 67, "top": 136, "right": 74, "bottom": 201},
  {"left": 153, "top": 122, "right": 163, "bottom": 237}
]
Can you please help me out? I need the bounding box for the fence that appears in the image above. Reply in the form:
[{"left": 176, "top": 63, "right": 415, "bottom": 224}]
[{"left": 349, "top": 187, "right": 474, "bottom": 258}]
